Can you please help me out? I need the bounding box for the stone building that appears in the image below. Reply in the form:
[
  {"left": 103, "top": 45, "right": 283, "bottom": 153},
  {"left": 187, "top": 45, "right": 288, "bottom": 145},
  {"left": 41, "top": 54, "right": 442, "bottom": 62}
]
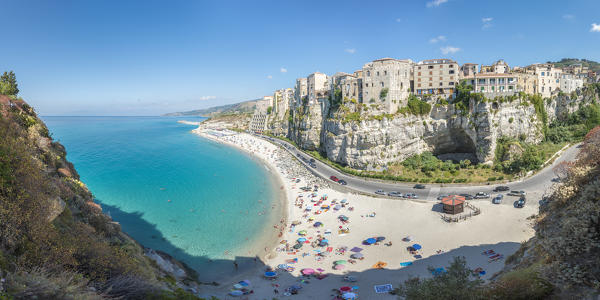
[
  {"left": 480, "top": 59, "right": 510, "bottom": 74},
  {"left": 294, "top": 78, "right": 308, "bottom": 108},
  {"left": 329, "top": 72, "right": 362, "bottom": 103},
  {"left": 273, "top": 88, "right": 293, "bottom": 119},
  {"left": 560, "top": 74, "right": 584, "bottom": 93},
  {"left": 414, "top": 58, "right": 458, "bottom": 99},
  {"left": 307, "top": 72, "right": 329, "bottom": 105},
  {"left": 459, "top": 63, "right": 478, "bottom": 79},
  {"left": 255, "top": 96, "right": 273, "bottom": 114},
  {"left": 361, "top": 58, "right": 413, "bottom": 113}
]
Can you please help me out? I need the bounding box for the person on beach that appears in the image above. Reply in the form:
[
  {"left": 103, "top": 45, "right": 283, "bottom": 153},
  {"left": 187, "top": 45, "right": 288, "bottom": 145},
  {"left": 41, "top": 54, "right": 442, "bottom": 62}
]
[{"left": 233, "top": 261, "right": 238, "bottom": 271}]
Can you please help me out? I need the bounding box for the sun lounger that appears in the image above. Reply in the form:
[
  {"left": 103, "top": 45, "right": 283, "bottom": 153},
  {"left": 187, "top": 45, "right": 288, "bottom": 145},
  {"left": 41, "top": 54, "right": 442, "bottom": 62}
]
[
  {"left": 489, "top": 255, "right": 504, "bottom": 263},
  {"left": 481, "top": 250, "right": 494, "bottom": 255},
  {"left": 488, "top": 253, "right": 501, "bottom": 260}
]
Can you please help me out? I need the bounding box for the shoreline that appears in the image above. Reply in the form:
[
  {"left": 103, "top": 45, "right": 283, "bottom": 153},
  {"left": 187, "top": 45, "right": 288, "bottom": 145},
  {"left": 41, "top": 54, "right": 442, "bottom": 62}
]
[
  {"left": 191, "top": 124, "right": 540, "bottom": 299},
  {"left": 191, "top": 127, "right": 290, "bottom": 282}
]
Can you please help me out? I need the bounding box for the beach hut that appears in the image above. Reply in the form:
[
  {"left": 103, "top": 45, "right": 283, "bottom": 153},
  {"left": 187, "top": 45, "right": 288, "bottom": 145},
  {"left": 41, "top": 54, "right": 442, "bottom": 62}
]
[{"left": 441, "top": 195, "right": 465, "bottom": 215}]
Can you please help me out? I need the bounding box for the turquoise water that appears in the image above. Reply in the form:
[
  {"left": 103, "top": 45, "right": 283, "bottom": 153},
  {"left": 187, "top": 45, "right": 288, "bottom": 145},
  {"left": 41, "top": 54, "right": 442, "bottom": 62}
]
[{"left": 42, "top": 116, "right": 280, "bottom": 280}]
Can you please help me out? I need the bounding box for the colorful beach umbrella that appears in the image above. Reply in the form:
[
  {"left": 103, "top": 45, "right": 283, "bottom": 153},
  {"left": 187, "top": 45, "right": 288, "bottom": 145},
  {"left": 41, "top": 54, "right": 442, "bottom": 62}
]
[
  {"left": 334, "top": 260, "right": 347, "bottom": 265},
  {"left": 342, "top": 292, "right": 357, "bottom": 299},
  {"left": 412, "top": 244, "right": 422, "bottom": 250},
  {"left": 334, "top": 264, "right": 346, "bottom": 270},
  {"left": 376, "top": 236, "right": 386, "bottom": 242},
  {"left": 264, "top": 271, "right": 277, "bottom": 278},
  {"left": 297, "top": 237, "right": 306, "bottom": 242},
  {"left": 301, "top": 268, "right": 315, "bottom": 275},
  {"left": 340, "top": 286, "right": 352, "bottom": 292},
  {"left": 350, "top": 253, "right": 363, "bottom": 259},
  {"left": 298, "top": 230, "right": 307, "bottom": 236},
  {"left": 372, "top": 261, "right": 387, "bottom": 269},
  {"left": 313, "top": 222, "right": 323, "bottom": 227}
]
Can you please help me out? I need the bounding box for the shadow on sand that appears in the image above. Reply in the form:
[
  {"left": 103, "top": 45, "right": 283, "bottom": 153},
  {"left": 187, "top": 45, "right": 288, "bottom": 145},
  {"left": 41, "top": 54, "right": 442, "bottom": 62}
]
[{"left": 100, "top": 203, "right": 521, "bottom": 299}]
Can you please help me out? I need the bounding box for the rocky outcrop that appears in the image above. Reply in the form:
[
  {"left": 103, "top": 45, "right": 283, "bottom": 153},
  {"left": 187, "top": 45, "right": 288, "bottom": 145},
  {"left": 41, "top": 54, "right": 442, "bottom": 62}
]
[{"left": 287, "top": 90, "right": 596, "bottom": 169}]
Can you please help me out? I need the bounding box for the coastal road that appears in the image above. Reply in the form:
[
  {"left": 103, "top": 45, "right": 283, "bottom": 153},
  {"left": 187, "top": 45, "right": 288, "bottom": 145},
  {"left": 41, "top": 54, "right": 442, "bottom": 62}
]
[{"left": 257, "top": 134, "right": 580, "bottom": 202}]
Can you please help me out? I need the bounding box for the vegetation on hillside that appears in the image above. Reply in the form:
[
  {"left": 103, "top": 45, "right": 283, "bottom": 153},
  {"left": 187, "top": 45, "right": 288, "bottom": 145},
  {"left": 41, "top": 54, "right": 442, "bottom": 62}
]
[
  {"left": 549, "top": 58, "right": 600, "bottom": 73},
  {"left": 398, "top": 95, "right": 431, "bottom": 116},
  {"left": 0, "top": 74, "right": 203, "bottom": 299}
]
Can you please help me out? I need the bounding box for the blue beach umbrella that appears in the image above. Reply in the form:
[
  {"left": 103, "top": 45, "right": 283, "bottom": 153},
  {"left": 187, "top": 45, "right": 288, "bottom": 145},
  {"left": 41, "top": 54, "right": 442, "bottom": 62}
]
[
  {"left": 297, "top": 238, "right": 307, "bottom": 243},
  {"left": 365, "top": 238, "right": 376, "bottom": 245},
  {"left": 376, "top": 236, "right": 386, "bottom": 242},
  {"left": 265, "top": 271, "right": 277, "bottom": 278},
  {"left": 314, "top": 222, "right": 323, "bottom": 227},
  {"left": 412, "top": 244, "right": 422, "bottom": 250}
]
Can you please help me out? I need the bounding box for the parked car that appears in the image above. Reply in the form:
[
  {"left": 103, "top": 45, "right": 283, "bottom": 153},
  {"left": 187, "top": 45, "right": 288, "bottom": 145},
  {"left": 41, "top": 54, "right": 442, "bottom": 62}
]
[
  {"left": 375, "top": 189, "right": 385, "bottom": 195},
  {"left": 414, "top": 184, "right": 426, "bottom": 189},
  {"left": 474, "top": 192, "right": 490, "bottom": 199},
  {"left": 437, "top": 194, "right": 449, "bottom": 200},
  {"left": 330, "top": 176, "right": 339, "bottom": 182},
  {"left": 338, "top": 179, "right": 347, "bottom": 185},
  {"left": 309, "top": 162, "right": 317, "bottom": 168},
  {"left": 515, "top": 196, "right": 526, "bottom": 208},
  {"left": 493, "top": 186, "right": 510, "bottom": 192},
  {"left": 459, "top": 193, "right": 474, "bottom": 200},
  {"left": 387, "top": 191, "right": 403, "bottom": 197},
  {"left": 492, "top": 194, "right": 503, "bottom": 204},
  {"left": 404, "top": 193, "right": 418, "bottom": 199},
  {"left": 309, "top": 158, "right": 315, "bottom": 163},
  {"left": 508, "top": 190, "right": 526, "bottom": 196}
]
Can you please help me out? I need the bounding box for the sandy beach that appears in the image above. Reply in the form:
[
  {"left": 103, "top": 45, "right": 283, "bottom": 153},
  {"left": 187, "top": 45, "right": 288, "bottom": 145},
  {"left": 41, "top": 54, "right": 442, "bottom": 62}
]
[{"left": 192, "top": 124, "right": 538, "bottom": 299}]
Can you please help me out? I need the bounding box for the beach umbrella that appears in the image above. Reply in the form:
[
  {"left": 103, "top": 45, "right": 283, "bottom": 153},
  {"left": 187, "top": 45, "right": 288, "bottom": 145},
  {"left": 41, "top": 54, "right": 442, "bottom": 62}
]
[
  {"left": 334, "top": 264, "right": 346, "bottom": 270},
  {"left": 298, "top": 230, "right": 307, "bottom": 236},
  {"left": 342, "top": 292, "right": 357, "bottom": 299},
  {"left": 350, "top": 247, "right": 363, "bottom": 253},
  {"left": 239, "top": 280, "right": 250, "bottom": 287},
  {"left": 229, "top": 290, "right": 243, "bottom": 297},
  {"left": 412, "top": 244, "right": 422, "bottom": 250},
  {"left": 301, "top": 268, "right": 315, "bottom": 275},
  {"left": 319, "top": 240, "right": 329, "bottom": 247},
  {"left": 264, "top": 271, "right": 277, "bottom": 278},
  {"left": 365, "top": 238, "right": 376, "bottom": 245},
  {"left": 334, "top": 204, "right": 341, "bottom": 210},
  {"left": 341, "top": 199, "right": 347, "bottom": 203},
  {"left": 293, "top": 243, "right": 303, "bottom": 249},
  {"left": 338, "top": 215, "right": 349, "bottom": 221},
  {"left": 313, "top": 222, "right": 323, "bottom": 227},
  {"left": 308, "top": 217, "right": 315, "bottom": 221},
  {"left": 350, "top": 253, "right": 363, "bottom": 259},
  {"left": 372, "top": 261, "right": 387, "bottom": 269},
  {"left": 334, "top": 260, "right": 347, "bottom": 265},
  {"left": 340, "top": 286, "right": 352, "bottom": 292},
  {"left": 297, "top": 237, "right": 307, "bottom": 243},
  {"left": 321, "top": 205, "right": 330, "bottom": 209},
  {"left": 291, "top": 221, "right": 301, "bottom": 226}
]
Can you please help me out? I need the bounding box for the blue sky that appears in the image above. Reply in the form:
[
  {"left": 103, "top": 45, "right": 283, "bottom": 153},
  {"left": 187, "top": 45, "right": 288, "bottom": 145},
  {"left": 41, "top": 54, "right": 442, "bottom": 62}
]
[{"left": 1, "top": 0, "right": 599, "bottom": 116}]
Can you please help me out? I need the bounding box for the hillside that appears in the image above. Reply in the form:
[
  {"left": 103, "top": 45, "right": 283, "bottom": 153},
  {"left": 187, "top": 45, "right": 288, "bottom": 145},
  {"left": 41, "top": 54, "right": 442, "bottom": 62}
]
[
  {"left": 163, "top": 98, "right": 260, "bottom": 117},
  {"left": 550, "top": 58, "right": 600, "bottom": 73},
  {"left": 0, "top": 95, "right": 204, "bottom": 299}
]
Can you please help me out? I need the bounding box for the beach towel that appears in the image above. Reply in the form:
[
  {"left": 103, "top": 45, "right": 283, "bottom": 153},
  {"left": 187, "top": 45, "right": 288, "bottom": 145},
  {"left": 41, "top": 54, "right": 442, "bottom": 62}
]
[
  {"left": 327, "top": 247, "right": 333, "bottom": 252},
  {"left": 374, "top": 284, "right": 393, "bottom": 293}
]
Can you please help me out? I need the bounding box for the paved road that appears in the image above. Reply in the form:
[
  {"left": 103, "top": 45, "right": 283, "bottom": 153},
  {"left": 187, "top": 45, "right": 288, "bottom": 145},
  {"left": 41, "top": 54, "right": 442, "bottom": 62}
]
[{"left": 258, "top": 134, "right": 580, "bottom": 203}]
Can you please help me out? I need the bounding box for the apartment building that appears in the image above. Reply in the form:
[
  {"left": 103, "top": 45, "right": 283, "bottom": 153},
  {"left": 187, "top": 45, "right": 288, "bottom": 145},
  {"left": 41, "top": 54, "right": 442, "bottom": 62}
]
[
  {"left": 361, "top": 57, "right": 413, "bottom": 113},
  {"left": 273, "top": 88, "right": 293, "bottom": 118},
  {"left": 560, "top": 74, "right": 584, "bottom": 93},
  {"left": 414, "top": 59, "right": 458, "bottom": 99},
  {"left": 293, "top": 77, "right": 308, "bottom": 108},
  {"left": 307, "top": 72, "right": 329, "bottom": 105},
  {"left": 250, "top": 112, "right": 268, "bottom": 133},
  {"left": 463, "top": 73, "right": 520, "bottom": 97},
  {"left": 480, "top": 59, "right": 510, "bottom": 74},
  {"left": 524, "top": 64, "right": 562, "bottom": 97}
]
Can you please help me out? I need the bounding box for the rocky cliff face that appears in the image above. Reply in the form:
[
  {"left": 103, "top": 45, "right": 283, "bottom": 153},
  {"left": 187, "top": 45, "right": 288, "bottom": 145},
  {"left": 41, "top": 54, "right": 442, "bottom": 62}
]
[{"left": 286, "top": 91, "right": 595, "bottom": 169}]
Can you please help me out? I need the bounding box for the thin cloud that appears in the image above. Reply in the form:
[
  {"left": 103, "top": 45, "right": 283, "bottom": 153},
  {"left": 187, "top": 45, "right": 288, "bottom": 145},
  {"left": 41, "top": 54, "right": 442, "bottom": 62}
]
[
  {"left": 426, "top": 0, "right": 448, "bottom": 8},
  {"left": 280, "top": 67, "right": 287, "bottom": 73},
  {"left": 198, "top": 96, "right": 217, "bottom": 101},
  {"left": 345, "top": 48, "right": 356, "bottom": 54},
  {"left": 429, "top": 35, "right": 447, "bottom": 43},
  {"left": 482, "top": 17, "right": 493, "bottom": 29},
  {"left": 591, "top": 23, "right": 600, "bottom": 32},
  {"left": 562, "top": 14, "right": 575, "bottom": 20},
  {"left": 395, "top": 18, "right": 402, "bottom": 22},
  {"left": 440, "top": 46, "right": 460, "bottom": 55},
  {"left": 267, "top": 75, "right": 273, "bottom": 79}
]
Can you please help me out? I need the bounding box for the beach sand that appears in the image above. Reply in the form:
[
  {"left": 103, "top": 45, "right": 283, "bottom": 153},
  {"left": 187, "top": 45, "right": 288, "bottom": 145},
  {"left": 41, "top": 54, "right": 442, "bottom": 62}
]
[{"left": 193, "top": 126, "right": 537, "bottom": 299}]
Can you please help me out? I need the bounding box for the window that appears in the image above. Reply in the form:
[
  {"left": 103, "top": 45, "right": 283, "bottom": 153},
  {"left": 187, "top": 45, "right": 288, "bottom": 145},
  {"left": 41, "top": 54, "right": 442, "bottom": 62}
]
[
  {"left": 478, "top": 79, "right": 485, "bottom": 85},
  {"left": 498, "top": 78, "right": 505, "bottom": 84},
  {"left": 508, "top": 85, "right": 514, "bottom": 90},
  {"left": 541, "top": 72, "right": 545, "bottom": 76},
  {"left": 429, "top": 83, "right": 432, "bottom": 87},
  {"left": 491, "top": 86, "right": 495, "bottom": 91},
  {"left": 439, "top": 77, "right": 443, "bottom": 80},
  {"left": 418, "top": 83, "right": 421, "bottom": 87},
  {"left": 367, "top": 71, "right": 370, "bottom": 76},
  {"left": 429, "top": 71, "right": 433, "bottom": 75},
  {"left": 428, "top": 66, "right": 434, "bottom": 69},
  {"left": 418, "top": 72, "right": 421, "bottom": 76},
  {"left": 384, "top": 71, "right": 387, "bottom": 75},
  {"left": 418, "top": 66, "right": 421, "bottom": 70},
  {"left": 449, "top": 64, "right": 454, "bottom": 68},
  {"left": 429, "top": 77, "right": 433, "bottom": 81},
  {"left": 449, "top": 70, "right": 455, "bottom": 74},
  {"left": 449, "top": 82, "right": 455, "bottom": 85},
  {"left": 439, "top": 82, "right": 443, "bottom": 86},
  {"left": 418, "top": 78, "right": 421, "bottom": 82},
  {"left": 376, "top": 71, "right": 379, "bottom": 76},
  {"left": 490, "top": 78, "right": 496, "bottom": 85},
  {"left": 381, "top": 82, "right": 384, "bottom": 87},
  {"left": 481, "top": 86, "right": 485, "bottom": 91},
  {"left": 450, "top": 76, "right": 454, "bottom": 80}
]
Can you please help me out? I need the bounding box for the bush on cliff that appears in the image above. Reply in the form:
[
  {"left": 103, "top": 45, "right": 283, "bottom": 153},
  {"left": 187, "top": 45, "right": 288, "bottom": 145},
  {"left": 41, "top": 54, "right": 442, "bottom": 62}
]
[{"left": 399, "top": 95, "right": 431, "bottom": 116}]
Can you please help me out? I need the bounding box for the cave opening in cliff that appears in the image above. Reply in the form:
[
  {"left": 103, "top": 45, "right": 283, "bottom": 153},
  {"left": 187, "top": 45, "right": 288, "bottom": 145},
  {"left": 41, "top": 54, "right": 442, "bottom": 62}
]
[{"left": 427, "top": 128, "right": 479, "bottom": 163}]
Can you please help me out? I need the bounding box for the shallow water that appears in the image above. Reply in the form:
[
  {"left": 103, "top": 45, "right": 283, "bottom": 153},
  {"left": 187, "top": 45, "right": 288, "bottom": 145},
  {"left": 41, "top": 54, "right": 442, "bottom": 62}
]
[{"left": 43, "top": 116, "right": 279, "bottom": 280}]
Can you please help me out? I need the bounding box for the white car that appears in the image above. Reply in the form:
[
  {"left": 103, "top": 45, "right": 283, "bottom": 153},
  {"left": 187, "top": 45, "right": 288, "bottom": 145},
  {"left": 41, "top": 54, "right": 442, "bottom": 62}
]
[{"left": 375, "top": 189, "right": 385, "bottom": 195}]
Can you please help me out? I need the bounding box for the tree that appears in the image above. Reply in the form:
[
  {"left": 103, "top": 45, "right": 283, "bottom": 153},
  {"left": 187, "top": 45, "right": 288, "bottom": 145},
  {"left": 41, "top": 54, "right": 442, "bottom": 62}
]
[
  {"left": 0, "top": 71, "right": 19, "bottom": 95},
  {"left": 266, "top": 106, "right": 272, "bottom": 114}
]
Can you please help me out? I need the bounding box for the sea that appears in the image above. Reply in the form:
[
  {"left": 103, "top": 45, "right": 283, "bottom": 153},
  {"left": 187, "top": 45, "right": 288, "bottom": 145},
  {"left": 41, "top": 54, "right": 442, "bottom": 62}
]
[{"left": 42, "top": 116, "right": 282, "bottom": 281}]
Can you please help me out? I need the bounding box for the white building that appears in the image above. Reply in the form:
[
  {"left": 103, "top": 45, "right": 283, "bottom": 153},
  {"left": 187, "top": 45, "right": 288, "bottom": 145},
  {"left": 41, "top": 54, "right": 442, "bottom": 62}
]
[
  {"left": 307, "top": 72, "right": 329, "bottom": 105},
  {"left": 255, "top": 96, "right": 273, "bottom": 114},
  {"left": 525, "top": 64, "right": 562, "bottom": 98},
  {"left": 560, "top": 74, "right": 584, "bottom": 93},
  {"left": 294, "top": 78, "right": 307, "bottom": 108},
  {"left": 250, "top": 113, "right": 268, "bottom": 133},
  {"left": 463, "top": 73, "right": 520, "bottom": 97},
  {"left": 362, "top": 58, "right": 413, "bottom": 113}
]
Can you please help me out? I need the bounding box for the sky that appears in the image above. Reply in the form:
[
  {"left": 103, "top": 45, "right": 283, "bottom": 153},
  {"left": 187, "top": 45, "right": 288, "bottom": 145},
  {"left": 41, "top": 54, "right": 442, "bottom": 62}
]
[{"left": 1, "top": 0, "right": 599, "bottom": 116}]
